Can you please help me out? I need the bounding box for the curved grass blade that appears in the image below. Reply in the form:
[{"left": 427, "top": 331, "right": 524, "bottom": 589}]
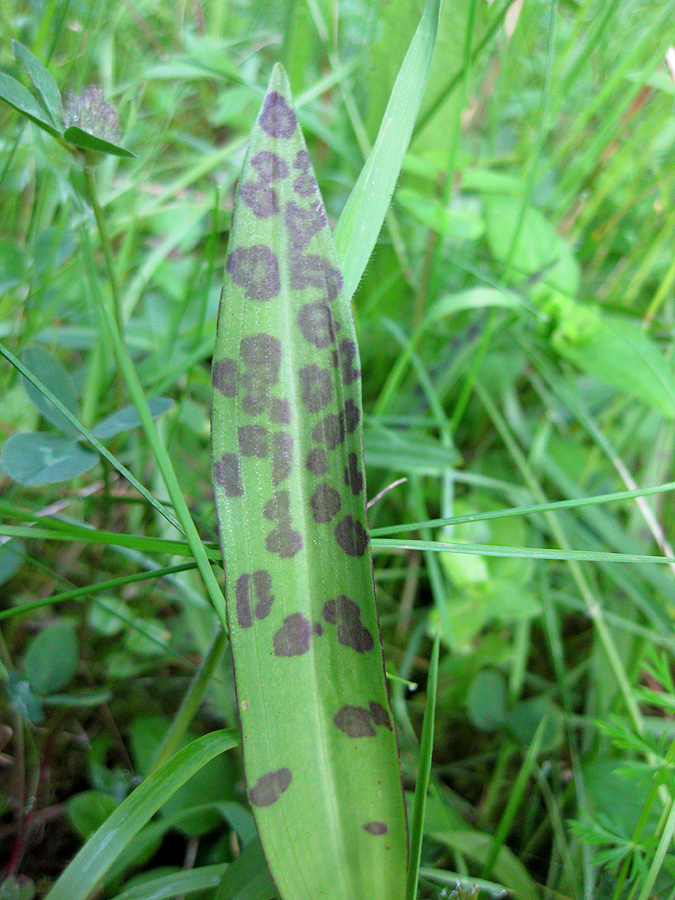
[
  {"left": 406, "top": 629, "right": 440, "bottom": 900},
  {"left": 110, "top": 864, "right": 227, "bottom": 900},
  {"left": 45, "top": 730, "right": 238, "bottom": 900},
  {"left": 211, "top": 65, "right": 408, "bottom": 900},
  {"left": 334, "top": 0, "right": 441, "bottom": 299}
]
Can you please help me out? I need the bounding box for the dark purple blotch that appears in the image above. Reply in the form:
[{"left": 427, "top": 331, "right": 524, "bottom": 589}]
[
  {"left": 343, "top": 399, "right": 360, "bottom": 433},
  {"left": 263, "top": 490, "right": 291, "bottom": 521},
  {"left": 285, "top": 201, "right": 326, "bottom": 251},
  {"left": 235, "top": 574, "right": 253, "bottom": 628},
  {"left": 322, "top": 595, "right": 373, "bottom": 652},
  {"left": 306, "top": 448, "right": 329, "bottom": 475},
  {"left": 227, "top": 244, "right": 280, "bottom": 302},
  {"left": 313, "top": 622, "right": 324, "bottom": 636},
  {"left": 293, "top": 149, "right": 318, "bottom": 197},
  {"left": 262, "top": 492, "right": 302, "bottom": 558},
  {"left": 265, "top": 526, "right": 303, "bottom": 558},
  {"left": 299, "top": 365, "right": 333, "bottom": 414},
  {"left": 238, "top": 425, "right": 269, "bottom": 458},
  {"left": 240, "top": 333, "right": 282, "bottom": 415},
  {"left": 240, "top": 179, "right": 278, "bottom": 219},
  {"left": 270, "top": 397, "right": 291, "bottom": 425},
  {"left": 369, "top": 701, "right": 392, "bottom": 730},
  {"left": 272, "top": 432, "right": 293, "bottom": 486},
  {"left": 363, "top": 821, "right": 388, "bottom": 836},
  {"left": 251, "top": 150, "right": 289, "bottom": 182},
  {"left": 290, "top": 254, "right": 343, "bottom": 300},
  {"left": 332, "top": 339, "right": 361, "bottom": 385},
  {"left": 236, "top": 570, "right": 275, "bottom": 628},
  {"left": 213, "top": 358, "right": 237, "bottom": 397},
  {"left": 249, "top": 768, "right": 292, "bottom": 808},
  {"left": 344, "top": 452, "right": 364, "bottom": 495},
  {"left": 334, "top": 705, "right": 376, "bottom": 738},
  {"left": 240, "top": 333, "right": 282, "bottom": 375},
  {"left": 297, "top": 301, "right": 340, "bottom": 349},
  {"left": 273, "top": 613, "right": 312, "bottom": 657},
  {"left": 294, "top": 150, "right": 311, "bottom": 171},
  {"left": 259, "top": 91, "right": 297, "bottom": 139},
  {"left": 310, "top": 483, "right": 342, "bottom": 524},
  {"left": 334, "top": 515, "right": 368, "bottom": 557},
  {"left": 311, "top": 413, "right": 345, "bottom": 450},
  {"left": 213, "top": 453, "right": 244, "bottom": 497}
]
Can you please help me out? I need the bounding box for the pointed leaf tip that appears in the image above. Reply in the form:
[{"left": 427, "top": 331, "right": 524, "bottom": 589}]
[{"left": 268, "top": 63, "right": 291, "bottom": 98}]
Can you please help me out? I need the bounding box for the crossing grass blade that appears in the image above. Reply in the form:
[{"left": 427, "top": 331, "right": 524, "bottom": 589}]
[
  {"left": 44, "top": 730, "right": 238, "bottom": 900},
  {"left": 211, "top": 64, "right": 408, "bottom": 900}
]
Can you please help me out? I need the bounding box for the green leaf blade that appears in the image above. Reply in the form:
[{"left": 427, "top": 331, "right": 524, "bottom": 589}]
[
  {"left": 63, "top": 125, "right": 135, "bottom": 158},
  {"left": 12, "top": 40, "right": 64, "bottom": 130},
  {"left": 211, "top": 64, "right": 407, "bottom": 900},
  {"left": 45, "top": 730, "right": 238, "bottom": 900},
  {"left": 0, "top": 72, "right": 61, "bottom": 137},
  {"left": 334, "top": 0, "right": 441, "bottom": 299}
]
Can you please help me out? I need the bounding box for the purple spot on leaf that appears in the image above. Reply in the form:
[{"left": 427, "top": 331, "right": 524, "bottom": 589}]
[
  {"left": 297, "top": 301, "right": 340, "bottom": 349},
  {"left": 333, "top": 339, "right": 361, "bottom": 385},
  {"left": 306, "top": 448, "right": 329, "bottom": 475},
  {"left": 238, "top": 425, "right": 269, "bottom": 457},
  {"left": 322, "top": 595, "right": 373, "bottom": 652},
  {"left": 227, "top": 245, "right": 280, "bottom": 302},
  {"left": 240, "top": 179, "right": 279, "bottom": 218},
  {"left": 251, "top": 150, "right": 289, "bottom": 182},
  {"left": 213, "top": 358, "right": 237, "bottom": 397},
  {"left": 334, "top": 515, "right": 368, "bottom": 557},
  {"left": 259, "top": 91, "right": 297, "bottom": 139},
  {"left": 293, "top": 149, "right": 318, "bottom": 196},
  {"left": 240, "top": 333, "right": 282, "bottom": 415},
  {"left": 263, "top": 490, "right": 291, "bottom": 520},
  {"left": 343, "top": 399, "right": 360, "bottom": 433},
  {"left": 285, "top": 201, "right": 326, "bottom": 251},
  {"left": 310, "top": 483, "right": 342, "bottom": 524},
  {"left": 249, "top": 768, "right": 292, "bottom": 807},
  {"left": 334, "top": 705, "right": 376, "bottom": 738},
  {"left": 363, "top": 821, "right": 388, "bottom": 836},
  {"left": 290, "top": 253, "right": 343, "bottom": 300},
  {"left": 265, "top": 526, "right": 303, "bottom": 558},
  {"left": 344, "top": 453, "right": 364, "bottom": 495},
  {"left": 369, "top": 701, "right": 392, "bottom": 730},
  {"left": 272, "top": 432, "right": 293, "bottom": 486},
  {"left": 237, "top": 571, "right": 275, "bottom": 627},
  {"left": 213, "top": 453, "right": 243, "bottom": 497},
  {"left": 270, "top": 397, "right": 291, "bottom": 425},
  {"left": 311, "top": 413, "right": 345, "bottom": 450},
  {"left": 235, "top": 574, "right": 253, "bottom": 628},
  {"left": 253, "top": 570, "right": 275, "bottom": 619},
  {"left": 299, "top": 365, "right": 333, "bottom": 413},
  {"left": 273, "top": 613, "right": 312, "bottom": 656}
]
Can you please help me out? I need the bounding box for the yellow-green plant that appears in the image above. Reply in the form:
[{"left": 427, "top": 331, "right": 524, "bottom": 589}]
[{"left": 211, "top": 64, "right": 408, "bottom": 900}]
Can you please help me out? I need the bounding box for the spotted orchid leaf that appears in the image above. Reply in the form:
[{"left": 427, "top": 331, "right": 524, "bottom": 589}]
[{"left": 211, "top": 65, "right": 407, "bottom": 900}]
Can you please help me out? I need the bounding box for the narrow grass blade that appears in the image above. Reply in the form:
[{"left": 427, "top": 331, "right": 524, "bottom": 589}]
[
  {"left": 211, "top": 65, "right": 407, "bottom": 900},
  {"left": 45, "top": 730, "right": 238, "bottom": 900},
  {"left": 110, "top": 864, "right": 227, "bottom": 900},
  {"left": 334, "top": 0, "right": 441, "bottom": 298},
  {"left": 0, "top": 341, "right": 182, "bottom": 533},
  {"left": 406, "top": 629, "right": 441, "bottom": 900},
  {"left": 482, "top": 719, "right": 546, "bottom": 879}
]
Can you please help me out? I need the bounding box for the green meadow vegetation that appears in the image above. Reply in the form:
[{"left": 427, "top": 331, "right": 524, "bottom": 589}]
[{"left": 2, "top": 1, "right": 675, "bottom": 898}]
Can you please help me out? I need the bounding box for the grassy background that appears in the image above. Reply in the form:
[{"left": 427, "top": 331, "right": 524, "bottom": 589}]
[{"left": 2, "top": 1, "right": 675, "bottom": 898}]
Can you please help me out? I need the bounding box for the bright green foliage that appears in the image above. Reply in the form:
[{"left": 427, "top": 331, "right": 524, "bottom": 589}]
[{"left": 211, "top": 65, "right": 407, "bottom": 900}]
